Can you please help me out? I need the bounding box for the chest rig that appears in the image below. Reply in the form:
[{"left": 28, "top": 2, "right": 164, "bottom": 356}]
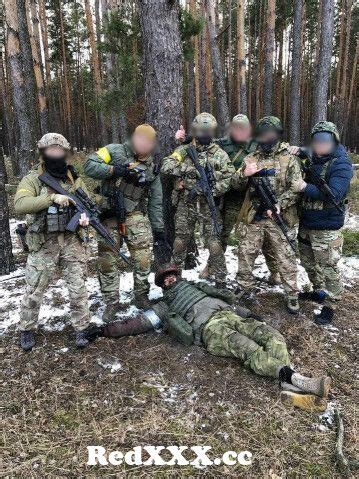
[
  {"left": 302, "top": 158, "right": 341, "bottom": 211},
  {"left": 164, "top": 280, "right": 208, "bottom": 318}
]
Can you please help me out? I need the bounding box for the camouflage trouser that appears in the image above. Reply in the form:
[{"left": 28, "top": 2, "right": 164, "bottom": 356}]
[
  {"left": 262, "top": 226, "right": 298, "bottom": 275},
  {"left": 213, "top": 197, "right": 285, "bottom": 276},
  {"left": 298, "top": 226, "right": 343, "bottom": 300},
  {"left": 19, "top": 233, "right": 90, "bottom": 331},
  {"left": 173, "top": 198, "right": 226, "bottom": 281},
  {"left": 236, "top": 219, "right": 298, "bottom": 296},
  {"left": 202, "top": 310, "right": 290, "bottom": 378},
  {"left": 98, "top": 213, "right": 151, "bottom": 302}
]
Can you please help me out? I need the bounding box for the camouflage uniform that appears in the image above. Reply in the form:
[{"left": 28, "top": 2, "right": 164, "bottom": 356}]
[
  {"left": 152, "top": 276, "right": 290, "bottom": 378},
  {"left": 84, "top": 141, "right": 164, "bottom": 302},
  {"left": 14, "top": 164, "right": 90, "bottom": 332},
  {"left": 236, "top": 130, "right": 302, "bottom": 300},
  {"left": 161, "top": 140, "right": 235, "bottom": 282}
]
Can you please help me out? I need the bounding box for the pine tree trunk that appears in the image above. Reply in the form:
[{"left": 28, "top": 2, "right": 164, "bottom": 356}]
[
  {"left": 58, "top": 0, "right": 72, "bottom": 142},
  {"left": 205, "top": 0, "right": 229, "bottom": 133},
  {"left": 338, "top": 0, "right": 352, "bottom": 134},
  {"left": 263, "top": 0, "right": 276, "bottom": 115},
  {"left": 343, "top": 38, "right": 358, "bottom": 143},
  {"left": 190, "top": 0, "right": 200, "bottom": 114},
  {"left": 312, "top": 0, "right": 335, "bottom": 125},
  {"left": 199, "top": 1, "right": 208, "bottom": 111},
  {"left": 5, "top": 0, "right": 34, "bottom": 176},
  {"left": 16, "top": 0, "right": 40, "bottom": 142},
  {"left": 38, "top": 0, "right": 51, "bottom": 87},
  {"left": 0, "top": 150, "right": 16, "bottom": 276},
  {"left": 236, "top": 0, "right": 247, "bottom": 114},
  {"left": 28, "top": 0, "right": 49, "bottom": 134},
  {"left": 289, "top": 0, "right": 303, "bottom": 145}
]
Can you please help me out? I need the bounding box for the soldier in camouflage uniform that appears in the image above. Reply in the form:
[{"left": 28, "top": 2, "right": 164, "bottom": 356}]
[
  {"left": 162, "top": 113, "right": 235, "bottom": 286},
  {"left": 235, "top": 116, "right": 302, "bottom": 314},
  {"left": 291, "top": 122, "right": 353, "bottom": 324},
  {"left": 14, "top": 133, "right": 92, "bottom": 351},
  {"left": 91, "top": 264, "right": 331, "bottom": 412},
  {"left": 84, "top": 125, "right": 165, "bottom": 313},
  {"left": 176, "top": 115, "right": 283, "bottom": 284}
]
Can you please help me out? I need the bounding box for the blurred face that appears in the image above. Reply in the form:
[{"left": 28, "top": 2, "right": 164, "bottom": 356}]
[
  {"left": 132, "top": 132, "right": 156, "bottom": 157},
  {"left": 230, "top": 124, "right": 252, "bottom": 142},
  {"left": 257, "top": 130, "right": 279, "bottom": 143},
  {"left": 163, "top": 274, "right": 178, "bottom": 288},
  {"left": 311, "top": 133, "right": 335, "bottom": 156},
  {"left": 43, "top": 145, "right": 67, "bottom": 160}
]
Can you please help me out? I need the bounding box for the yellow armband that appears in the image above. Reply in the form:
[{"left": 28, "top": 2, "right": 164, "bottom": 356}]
[{"left": 96, "top": 147, "right": 111, "bottom": 164}]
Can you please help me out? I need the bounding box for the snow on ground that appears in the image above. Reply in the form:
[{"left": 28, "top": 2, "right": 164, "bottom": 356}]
[{"left": 1, "top": 217, "right": 358, "bottom": 336}]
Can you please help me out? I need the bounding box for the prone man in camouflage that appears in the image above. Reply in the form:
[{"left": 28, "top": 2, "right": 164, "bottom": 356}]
[
  {"left": 291, "top": 121, "right": 353, "bottom": 324},
  {"left": 14, "top": 133, "right": 92, "bottom": 351},
  {"left": 162, "top": 113, "right": 235, "bottom": 285},
  {"left": 91, "top": 264, "right": 331, "bottom": 412},
  {"left": 235, "top": 116, "right": 303, "bottom": 313},
  {"left": 175, "top": 115, "right": 284, "bottom": 284},
  {"left": 84, "top": 124, "right": 166, "bottom": 314}
]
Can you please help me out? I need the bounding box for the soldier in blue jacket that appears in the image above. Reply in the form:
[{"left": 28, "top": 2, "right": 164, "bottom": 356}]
[{"left": 291, "top": 122, "right": 353, "bottom": 324}]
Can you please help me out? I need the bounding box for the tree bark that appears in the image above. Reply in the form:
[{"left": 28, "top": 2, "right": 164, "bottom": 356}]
[
  {"left": 289, "top": 0, "right": 304, "bottom": 145},
  {"left": 236, "top": 0, "right": 247, "bottom": 114},
  {"left": 58, "top": 0, "right": 72, "bottom": 142},
  {"left": 16, "top": 0, "right": 40, "bottom": 142},
  {"left": 5, "top": 0, "right": 34, "bottom": 175},
  {"left": 0, "top": 151, "right": 15, "bottom": 276},
  {"left": 312, "top": 0, "right": 335, "bottom": 125},
  {"left": 190, "top": 0, "right": 200, "bottom": 114},
  {"left": 205, "top": 0, "right": 229, "bottom": 133},
  {"left": 38, "top": 0, "right": 51, "bottom": 87},
  {"left": 263, "top": 0, "right": 276, "bottom": 115}
]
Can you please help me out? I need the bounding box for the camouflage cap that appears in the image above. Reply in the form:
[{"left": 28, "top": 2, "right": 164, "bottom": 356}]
[
  {"left": 154, "top": 263, "right": 181, "bottom": 287},
  {"left": 255, "top": 116, "right": 283, "bottom": 134},
  {"left": 232, "top": 114, "right": 250, "bottom": 126},
  {"left": 311, "top": 121, "right": 340, "bottom": 142},
  {"left": 37, "top": 133, "right": 71, "bottom": 150},
  {"left": 192, "top": 112, "right": 218, "bottom": 131}
]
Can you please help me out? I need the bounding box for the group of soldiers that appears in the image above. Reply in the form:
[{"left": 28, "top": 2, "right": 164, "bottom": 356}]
[{"left": 14, "top": 111, "right": 353, "bottom": 412}]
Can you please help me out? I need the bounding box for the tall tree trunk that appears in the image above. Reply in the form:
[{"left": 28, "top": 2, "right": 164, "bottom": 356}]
[
  {"left": 5, "top": 0, "right": 34, "bottom": 175},
  {"left": 38, "top": 0, "right": 51, "bottom": 87},
  {"left": 343, "top": 38, "right": 358, "bottom": 143},
  {"left": 205, "top": 0, "right": 229, "bottom": 133},
  {"left": 28, "top": 0, "right": 49, "bottom": 134},
  {"left": 199, "top": 0, "right": 208, "bottom": 111},
  {"left": 138, "top": 0, "right": 183, "bottom": 248},
  {"left": 263, "top": 0, "right": 276, "bottom": 115},
  {"left": 289, "top": 0, "right": 304, "bottom": 145},
  {"left": 312, "top": 0, "right": 335, "bottom": 125},
  {"left": 338, "top": 0, "right": 352, "bottom": 134},
  {"left": 0, "top": 151, "right": 15, "bottom": 275},
  {"left": 16, "top": 0, "right": 40, "bottom": 142},
  {"left": 84, "top": 0, "right": 105, "bottom": 145},
  {"left": 190, "top": 0, "right": 200, "bottom": 114},
  {"left": 236, "top": 0, "right": 247, "bottom": 114},
  {"left": 58, "top": 0, "right": 72, "bottom": 142}
]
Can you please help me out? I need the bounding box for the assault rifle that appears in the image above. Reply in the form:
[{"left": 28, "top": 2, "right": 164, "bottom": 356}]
[
  {"left": 38, "top": 172, "right": 132, "bottom": 266},
  {"left": 299, "top": 149, "right": 345, "bottom": 215},
  {"left": 250, "top": 174, "right": 297, "bottom": 253},
  {"left": 109, "top": 188, "right": 127, "bottom": 241},
  {"left": 186, "top": 145, "right": 222, "bottom": 236}
]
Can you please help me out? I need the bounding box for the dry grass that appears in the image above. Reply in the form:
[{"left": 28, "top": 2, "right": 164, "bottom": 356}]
[{"left": 1, "top": 283, "right": 358, "bottom": 477}]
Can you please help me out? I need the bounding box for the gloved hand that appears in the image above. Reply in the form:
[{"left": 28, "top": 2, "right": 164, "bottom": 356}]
[
  {"left": 50, "top": 193, "right": 76, "bottom": 207},
  {"left": 112, "top": 164, "right": 130, "bottom": 178}
]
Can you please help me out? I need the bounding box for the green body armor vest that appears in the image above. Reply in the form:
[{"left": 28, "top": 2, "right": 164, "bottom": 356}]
[{"left": 164, "top": 280, "right": 207, "bottom": 317}]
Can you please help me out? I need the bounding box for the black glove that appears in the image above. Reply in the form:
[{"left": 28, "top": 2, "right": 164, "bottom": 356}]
[
  {"left": 153, "top": 231, "right": 171, "bottom": 264},
  {"left": 112, "top": 164, "right": 129, "bottom": 178}
]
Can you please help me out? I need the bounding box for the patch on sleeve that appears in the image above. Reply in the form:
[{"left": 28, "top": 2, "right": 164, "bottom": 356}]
[
  {"left": 96, "top": 147, "right": 111, "bottom": 164},
  {"left": 171, "top": 150, "right": 184, "bottom": 162},
  {"left": 17, "top": 188, "right": 34, "bottom": 195}
]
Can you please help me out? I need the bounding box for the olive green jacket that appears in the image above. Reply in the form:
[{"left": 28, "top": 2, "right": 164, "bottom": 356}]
[{"left": 84, "top": 142, "right": 164, "bottom": 232}]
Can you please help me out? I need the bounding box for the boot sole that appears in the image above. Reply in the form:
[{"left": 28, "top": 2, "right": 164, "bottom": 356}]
[{"left": 280, "top": 391, "right": 327, "bottom": 412}]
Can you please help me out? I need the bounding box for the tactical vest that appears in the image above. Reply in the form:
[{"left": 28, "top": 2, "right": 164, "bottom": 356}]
[{"left": 164, "top": 280, "right": 207, "bottom": 318}]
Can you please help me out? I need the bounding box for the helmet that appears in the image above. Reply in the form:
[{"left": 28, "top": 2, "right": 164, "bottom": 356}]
[
  {"left": 192, "top": 112, "right": 218, "bottom": 131},
  {"left": 311, "top": 121, "right": 340, "bottom": 142},
  {"left": 154, "top": 264, "right": 181, "bottom": 287},
  {"left": 255, "top": 116, "right": 283, "bottom": 135},
  {"left": 232, "top": 114, "right": 250, "bottom": 126},
  {"left": 37, "top": 133, "right": 71, "bottom": 150}
]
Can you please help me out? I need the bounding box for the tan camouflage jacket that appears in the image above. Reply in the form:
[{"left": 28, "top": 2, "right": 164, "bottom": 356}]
[
  {"left": 161, "top": 141, "right": 235, "bottom": 199},
  {"left": 237, "top": 142, "right": 303, "bottom": 226}
]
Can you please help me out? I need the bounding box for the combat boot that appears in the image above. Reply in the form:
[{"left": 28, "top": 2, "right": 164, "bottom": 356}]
[
  {"left": 20, "top": 330, "right": 35, "bottom": 351},
  {"left": 103, "top": 301, "right": 127, "bottom": 323},
  {"left": 280, "top": 391, "right": 327, "bottom": 412},
  {"left": 299, "top": 290, "right": 327, "bottom": 303},
  {"left": 267, "top": 272, "right": 281, "bottom": 286},
  {"left": 314, "top": 306, "right": 334, "bottom": 325},
  {"left": 134, "top": 293, "right": 152, "bottom": 310},
  {"left": 291, "top": 373, "right": 331, "bottom": 398},
  {"left": 75, "top": 331, "right": 89, "bottom": 349},
  {"left": 286, "top": 295, "right": 299, "bottom": 315}
]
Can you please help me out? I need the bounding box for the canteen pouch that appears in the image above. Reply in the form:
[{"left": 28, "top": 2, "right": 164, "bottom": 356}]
[{"left": 163, "top": 311, "right": 194, "bottom": 346}]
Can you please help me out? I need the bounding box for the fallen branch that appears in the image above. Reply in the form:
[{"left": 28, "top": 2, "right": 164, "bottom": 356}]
[{"left": 334, "top": 408, "right": 359, "bottom": 473}]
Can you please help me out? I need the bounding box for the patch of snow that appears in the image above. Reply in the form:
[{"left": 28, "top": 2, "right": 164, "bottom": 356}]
[
  {"left": 313, "top": 401, "right": 338, "bottom": 431},
  {"left": 97, "top": 358, "right": 123, "bottom": 373}
]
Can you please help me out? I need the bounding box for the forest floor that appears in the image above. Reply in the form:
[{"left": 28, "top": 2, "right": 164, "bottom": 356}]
[
  {"left": 1, "top": 225, "right": 358, "bottom": 477},
  {"left": 1, "top": 155, "right": 358, "bottom": 477}
]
